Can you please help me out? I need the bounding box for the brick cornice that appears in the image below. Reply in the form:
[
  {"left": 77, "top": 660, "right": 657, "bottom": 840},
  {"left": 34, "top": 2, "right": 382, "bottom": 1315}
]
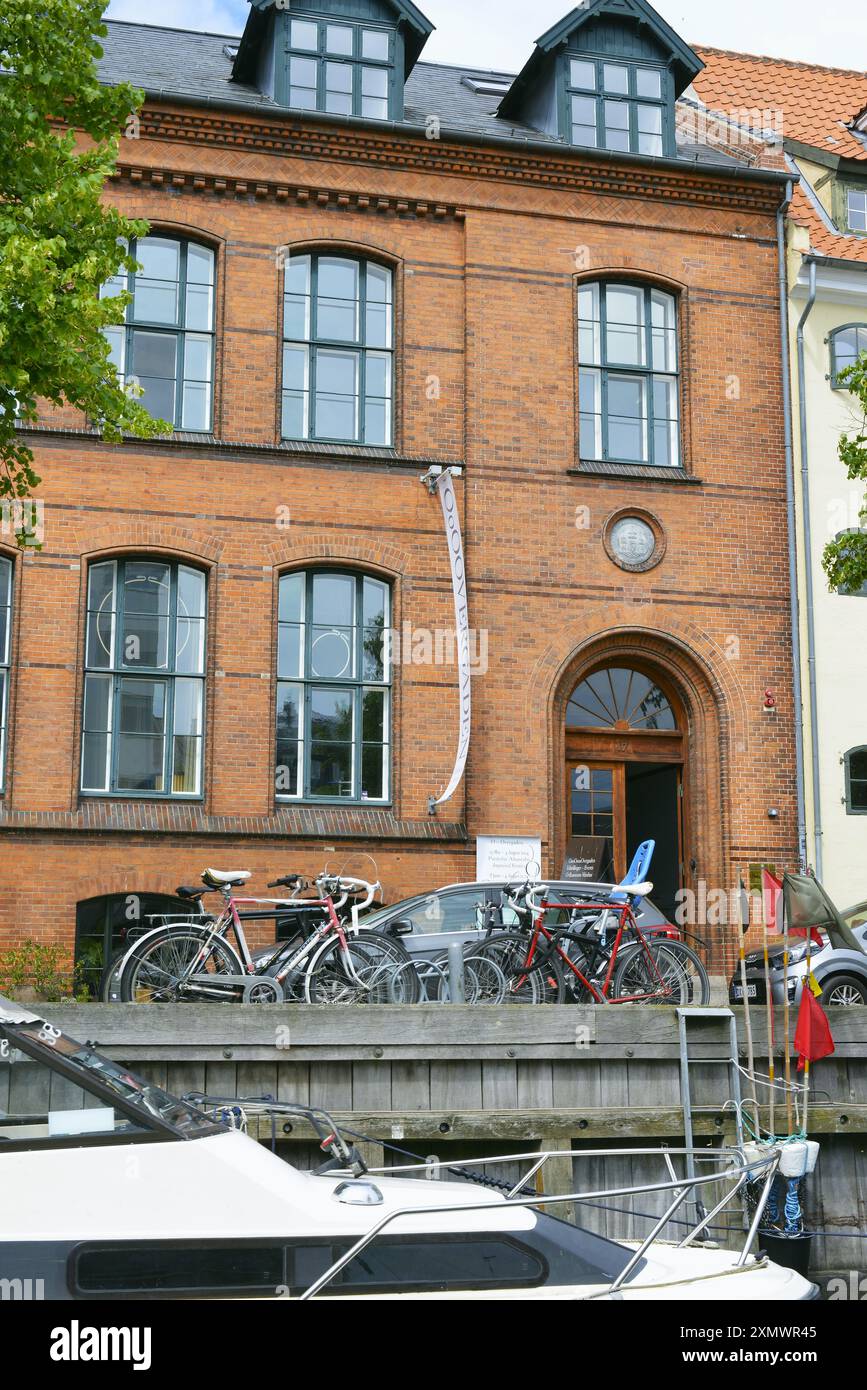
[
  {"left": 118, "top": 104, "right": 787, "bottom": 217},
  {"left": 0, "top": 802, "right": 467, "bottom": 843}
]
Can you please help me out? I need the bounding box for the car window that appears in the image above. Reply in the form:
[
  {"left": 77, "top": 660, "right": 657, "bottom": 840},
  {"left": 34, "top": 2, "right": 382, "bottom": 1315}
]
[
  {"left": 401, "top": 889, "right": 483, "bottom": 933},
  {"left": 845, "top": 905, "right": 867, "bottom": 932}
]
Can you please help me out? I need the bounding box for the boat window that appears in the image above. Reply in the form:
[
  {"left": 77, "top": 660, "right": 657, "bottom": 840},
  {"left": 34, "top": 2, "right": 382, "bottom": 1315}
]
[
  {"left": 0, "top": 1020, "right": 219, "bottom": 1142},
  {"left": 292, "top": 1235, "right": 546, "bottom": 1294},
  {"left": 72, "top": 1243, "right": 285, "bottom": 1296},
  {"left": 0, "top": 1031, "right": 151, "bottom": 1146}
]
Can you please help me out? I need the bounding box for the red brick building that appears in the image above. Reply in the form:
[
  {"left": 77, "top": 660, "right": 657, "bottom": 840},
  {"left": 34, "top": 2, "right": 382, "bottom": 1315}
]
[{"left": 1, "top": 0, "right": 798, "bottom": 985}]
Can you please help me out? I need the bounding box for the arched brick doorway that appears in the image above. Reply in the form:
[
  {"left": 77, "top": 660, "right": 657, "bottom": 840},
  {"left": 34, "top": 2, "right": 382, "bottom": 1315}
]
[{"left": 551, "top": 631, "right": 728, "bottom": 923}]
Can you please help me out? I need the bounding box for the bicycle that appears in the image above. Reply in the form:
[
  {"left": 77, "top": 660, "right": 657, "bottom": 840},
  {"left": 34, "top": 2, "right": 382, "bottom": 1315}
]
[
  {"left": 116, "top": 869, "right": 419, "bottom": 1005},
  {"left": 477, "top": 879, "right": 710, "bottom": 1005}
]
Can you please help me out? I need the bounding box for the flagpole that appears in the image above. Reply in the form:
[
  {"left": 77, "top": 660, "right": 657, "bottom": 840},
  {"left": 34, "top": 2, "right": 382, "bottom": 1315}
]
[
  {"left": 783, "top": 889, "right": 794, "bottom": 1137},
  {"left": 803, "top": 935, "right": 812, "bottom": 1133},
  {"left": 762, "top": 884, "right": 775, "bottom": 1138},
  {"left": 738, "top": 879, "right": 758, "bottom": 1118}
]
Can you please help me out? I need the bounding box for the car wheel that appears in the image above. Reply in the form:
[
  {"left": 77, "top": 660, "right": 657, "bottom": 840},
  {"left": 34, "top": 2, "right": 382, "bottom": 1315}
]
[{"left": 820, "top": 975, "right": 867, "bottom": 1008}]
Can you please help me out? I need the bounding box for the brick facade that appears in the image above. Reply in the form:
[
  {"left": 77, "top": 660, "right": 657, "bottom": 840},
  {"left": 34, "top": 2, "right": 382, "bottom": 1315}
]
[{"left": 0, "top": 92, "right": 798, "bottom": 976}]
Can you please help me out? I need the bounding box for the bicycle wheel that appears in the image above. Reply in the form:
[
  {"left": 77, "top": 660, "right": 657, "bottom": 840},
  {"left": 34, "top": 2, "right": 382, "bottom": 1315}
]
[
  {"left": 119, "top": 928, "right": 243, "bottom": 1004},
  {"left": 611, "top": 938, "right": 709, "bottom": 1005},
  {"left": 304, "top": 930, "right": 421, "bottom": 1005},
  {"left": 474, "top": 933, "right": 565, "bottom": 1004},
  {"left": 429, "top": 945, "right": 508, "bottom": 1003}
]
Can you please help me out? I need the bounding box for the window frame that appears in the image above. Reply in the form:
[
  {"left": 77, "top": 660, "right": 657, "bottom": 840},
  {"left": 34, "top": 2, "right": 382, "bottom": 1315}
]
[
  {"left": 844, "top": 746, "right": 867, "bottom": 815},
  {"left": 577, "top": 279, "right": 681, "bottom": 469},
  {"left": 285, "top": 13, "right": 395, "bottom": 120},
  {"left": 275, "top": 568, "right": 391, "bottom": 806},
  {"left": 80, "top": 556, "right": 208, "bottom": 801},
  {"left": 0, "top": 554, "right": 12, "bottom": 792},
  {"left": 845, "top": 186, "right": 867, "bottom": 235},
  {"left": 563, "top": 53, "right": 672, "bottom": 157},
  {"left": 103, "top": 235, "right": 216, "bottom": 433},
  {"left": 828, "top": 323, "right": 867, "bottom": 389},
  {"left": 281, "top": 252, "right": 395, "bottom": 447}
]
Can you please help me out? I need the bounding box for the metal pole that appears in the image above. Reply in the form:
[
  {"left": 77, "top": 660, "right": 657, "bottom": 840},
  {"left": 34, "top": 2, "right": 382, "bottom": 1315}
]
[{"left": 447, "top": 941, "right": 466, "bottom": 1003}]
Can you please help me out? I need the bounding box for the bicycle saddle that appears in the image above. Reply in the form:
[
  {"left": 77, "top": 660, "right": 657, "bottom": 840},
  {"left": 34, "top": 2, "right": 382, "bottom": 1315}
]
[
  {"left": 202, "top": 869, "right": 252, "bottom": 889},
  {"left": 623, "top": 881, "right": 653, "bottom": 900},
  {"left": 176, "top": 885, "right": 208, "bottom": 901}
]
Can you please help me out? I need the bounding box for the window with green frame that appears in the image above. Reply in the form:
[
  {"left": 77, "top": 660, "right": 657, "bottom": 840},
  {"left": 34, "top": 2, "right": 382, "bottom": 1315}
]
[
  {"left": 0, "top": 556, "right": 12, "bottom": 790},
  {"left": 832, "top": 530, "right": 867, "bottom": 596},
  {"left": 75, "top": 892, "right": 189, "bottom": 997},
  {"left": 829, "top": 324, "right": 867, "bottom": 387},
  {"left": 845, "top": 747, "right": 867, "bottom": 814},
  {"left": 566, "top": 56, "right": 669, "bottom": 156},
  {"left": 286, "top": 14, "right": 392, "bottom": 119},
  {"left": 101, "top": 236, "right": 215, "bottom": 431},
  {"left": 578, "top": 281, "right": 680, "bottom": 467},
  {"left": 82, "top": 558, "right": 207, "bottom": 798},
  {"left": 282, "top": 253, "right": 393, "bottom": 445},
  {"left": 275, "top": 570, "right": 390, "bottom": 803}
]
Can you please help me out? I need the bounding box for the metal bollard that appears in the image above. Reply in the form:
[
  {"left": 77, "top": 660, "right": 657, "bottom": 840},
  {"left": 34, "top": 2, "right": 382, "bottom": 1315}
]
[{"left": 447, "top": 941, "right": 466, "bottom": 1003}]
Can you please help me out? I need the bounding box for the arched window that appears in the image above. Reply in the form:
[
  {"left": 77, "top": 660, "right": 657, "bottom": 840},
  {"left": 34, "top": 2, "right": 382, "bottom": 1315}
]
[
  {"left": 0, "top": 556, "right": 12, "bottom": 788},
  {"left": 275, "top": 570, "right": 390, "bottom": 802},
  {"left": 845, "top": 747, "right": 867, "bottom": 814},
  {"left": 578, "top": 281, "right": 680, "bottom": 468},
  {"left": 81, "top": 558, "right": 207, "bottom": 797},
  {"left": 75, "top": 892, "right": 190, "bottom": 997},
  {"left": 829, "top": 324, "right": 867, "bottom": 388},
  {"left": 282, "top": 253, "right": 393, "bottom": 445},
  {"left": 102, "top": 236, "right": 216, "bottom": 430},
  {"left": 567, "top": 667, "right": 677, "bottom": 731}
]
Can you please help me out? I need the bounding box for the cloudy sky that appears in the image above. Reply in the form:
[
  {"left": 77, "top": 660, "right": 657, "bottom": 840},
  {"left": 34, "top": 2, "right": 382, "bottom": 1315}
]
[{"left": 105, "top": 0, "right": 867, "bottom": 72}]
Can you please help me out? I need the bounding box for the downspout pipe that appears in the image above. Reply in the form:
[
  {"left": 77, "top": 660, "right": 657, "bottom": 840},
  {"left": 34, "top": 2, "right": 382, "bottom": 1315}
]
[
  {"left": 778, "top": 183, "right": 809, "bottom": 872},
  {"left": 796, "top": 257, "right": 822, "bottom": 877}
]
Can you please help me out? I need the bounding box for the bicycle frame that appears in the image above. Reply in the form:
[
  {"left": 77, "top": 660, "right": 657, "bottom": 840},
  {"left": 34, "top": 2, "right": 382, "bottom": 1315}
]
[{"left": 513, "top": 897, "right": 673, "bottom": 1004}]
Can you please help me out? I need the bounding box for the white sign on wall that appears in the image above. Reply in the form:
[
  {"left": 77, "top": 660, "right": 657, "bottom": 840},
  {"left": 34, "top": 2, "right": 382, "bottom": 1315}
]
[{"left": 476, "top": 836, "right": 542, "bottom": 883}]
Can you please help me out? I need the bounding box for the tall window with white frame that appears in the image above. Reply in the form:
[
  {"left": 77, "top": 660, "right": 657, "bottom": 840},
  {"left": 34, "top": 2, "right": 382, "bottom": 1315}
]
[
  {"left": 848, "top": 189, "right": 867, "bottom": 233},
  {"left": 579, "top": 281, "right": 680, "bottom": 468},
  {"left": 102, "top": 236, "right": 216, "bottom": 431},
  {"left": 275, "top": 571, "right": 390, "bottom": 803},
  {"left": 0, "top": 557, "right": 11, "bottom": 790},
  {"left": 829, "top": 324, "right": 867, "bottom": 387},
  {"left": 282, "top": 254, "right": 393, "bottom": 445},
  {"left": 286, "top": 15, "right": 392, "bottom": 119},
  {"left": 81, "top": 559, "right": 206, "bottom": 798}
]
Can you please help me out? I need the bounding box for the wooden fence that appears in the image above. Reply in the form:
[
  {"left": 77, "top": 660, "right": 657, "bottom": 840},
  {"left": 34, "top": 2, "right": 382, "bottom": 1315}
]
[{"left": 34, "top": 1001, "right": 867, "bottom": 1276}]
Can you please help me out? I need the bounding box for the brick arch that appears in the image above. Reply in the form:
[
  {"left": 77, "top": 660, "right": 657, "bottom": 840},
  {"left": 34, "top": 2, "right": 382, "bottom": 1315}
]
[
  {"left": 132, "top": 220, "right": 226, "bottom": 252},
  {"left": 277, "top": 237, "right": 403, "bottom": 269},
  {"left": 78, "top": 521, "right": 225, "bottom": 565},
  {"left": 70, "top": 871, "right": 186, "bottom": 906},
  {"left": 529, "top": 617, "right": 744, "bottom": 897},
  {"left": 573, "top": 265, "right": 688, "bottom": 295},
  {"left": 265, "top": 531, "right": 410, "bottom": 578}
]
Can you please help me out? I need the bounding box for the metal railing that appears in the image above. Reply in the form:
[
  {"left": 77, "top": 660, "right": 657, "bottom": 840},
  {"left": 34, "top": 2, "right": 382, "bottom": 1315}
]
[{"left": 300, "top": 1145, "right": 781, "bottom": 1300}]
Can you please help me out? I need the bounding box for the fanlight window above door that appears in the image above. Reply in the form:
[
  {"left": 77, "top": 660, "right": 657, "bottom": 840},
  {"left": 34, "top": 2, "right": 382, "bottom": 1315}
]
[{"left": 566, "top": 667, "right": 676, "bottom": 731}]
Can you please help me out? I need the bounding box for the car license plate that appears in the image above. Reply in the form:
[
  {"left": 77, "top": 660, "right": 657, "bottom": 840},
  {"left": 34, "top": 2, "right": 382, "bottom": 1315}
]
[{"left": 733, "top": 984, "right": 757, "bottom": 999}]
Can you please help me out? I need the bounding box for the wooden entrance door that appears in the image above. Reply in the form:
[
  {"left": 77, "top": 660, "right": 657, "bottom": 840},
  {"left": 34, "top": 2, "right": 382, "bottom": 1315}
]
[{"left": 567, "top": 761, "right": 626, "bottom": 882}]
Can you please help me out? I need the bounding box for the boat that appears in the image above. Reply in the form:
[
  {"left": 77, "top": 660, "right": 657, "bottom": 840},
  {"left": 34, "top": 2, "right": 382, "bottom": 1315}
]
[{"left": 0, "top": 994, "right": 818, "bottom": 1300}]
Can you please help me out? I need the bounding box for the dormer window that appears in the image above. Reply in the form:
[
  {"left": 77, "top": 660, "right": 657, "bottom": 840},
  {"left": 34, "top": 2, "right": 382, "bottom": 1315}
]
[
  {"left": 848, "top": 188, "right": 867, "bottom": 234},
  {"left": 567, "top": 57, "right": 667, "bottom": 155},
  {"left": 287, "top": 15, "right": 393, "bottom": 120}
]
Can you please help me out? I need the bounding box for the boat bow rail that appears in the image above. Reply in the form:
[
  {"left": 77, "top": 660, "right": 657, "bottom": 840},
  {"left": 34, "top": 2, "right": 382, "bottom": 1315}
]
[{"left": 301, "top": 1144, "right": 782, "bottom": 1300}]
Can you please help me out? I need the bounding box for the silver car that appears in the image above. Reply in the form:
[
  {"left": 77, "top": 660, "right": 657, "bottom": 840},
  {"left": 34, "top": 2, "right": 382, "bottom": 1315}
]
[
  {"left": 730, "top": 901, "right": 867, "bottom": 1008},
  {"left": 361, "top": 880, "right": 677, "bottom": 961}
]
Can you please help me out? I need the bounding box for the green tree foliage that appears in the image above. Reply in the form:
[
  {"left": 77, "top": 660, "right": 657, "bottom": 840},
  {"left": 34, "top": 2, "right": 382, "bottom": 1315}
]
[
  {"left": 823, "top": 355, "right": 867, "bottom": 595},
  {"left": 0, "top": 0, "right": 168, "bottom": 543}
]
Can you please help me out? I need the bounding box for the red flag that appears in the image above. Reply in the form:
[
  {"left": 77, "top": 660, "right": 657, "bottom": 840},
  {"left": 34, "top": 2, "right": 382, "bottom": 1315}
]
[
  {"left": 794, "top": 987, "right": 835, "bottom": 1071},
  {"left": 790, "top": 924, "right": 825, "bottom": 947},
  {"left": 762, "top": 869, "right": 783, "bottom": 933}
]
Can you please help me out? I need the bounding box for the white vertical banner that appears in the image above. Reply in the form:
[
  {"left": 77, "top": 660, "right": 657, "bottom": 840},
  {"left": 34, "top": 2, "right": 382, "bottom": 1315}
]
[{"left": 435, "top": 468, "right": 471, "bottom": 806}]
